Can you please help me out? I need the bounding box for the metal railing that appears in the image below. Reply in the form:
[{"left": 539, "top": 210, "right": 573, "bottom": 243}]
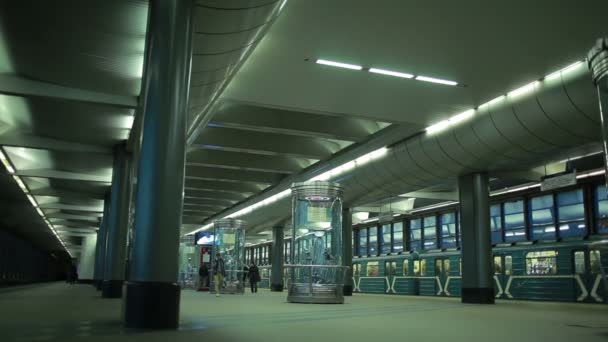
[{"left": 285, "top": 264, "right": 349, "bottom": 297}]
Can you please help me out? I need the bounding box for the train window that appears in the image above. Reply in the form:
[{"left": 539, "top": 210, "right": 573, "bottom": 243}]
[
  {"left": 261, "top": 268, "right": 269, "bottom": 279},
  {"left": 443, "top": 259, "right": 450, "bottom": 274},
  {"left": 440, "top": 212, "right": 457, "bottom": 248},
  {"left": 459, "top": 258, "right": 462, "bottom": 275},
  {"left": 325, "top": 234, "right": 332, "bottom": 249},
  {"left": 490, "top": 204, "right": 503, "bottom": 244},
  {"left": 574, "top": 251, "right": 585, "bottom": 274},
  {"left": 435, "top": 259, "right": 443, "bottom": 273},
  {"left": 410, "top": 218, "right": 422, "bottom": 251},
  {"left": 529, "top": 194, "right": 556, "bottom": 240},
  {"left": 595, "top": 185, "right": 608, "bottom": 234},
  {"left": 358, "top": 228, "right": 367, "bottom": 256},
  {"left": 368, "top": 226, "right": 378, "bottom": 255},
  {"left": 403, "top": 260, "right": 409, "bottom": 275},
  {"left": 423, "top": 215, "right": 437, "bottom": 249},
  {"left": 420, "top": 259, "right": 427, "bottom": 276},
  {"left": 505, "top": 256, "right": 512, "bottom": 275},
  {"left": 525, "top": 251, "right": 558, "bottom": 275},
  {"left": 393, "top": 222, "right": 404, "bottom": 253},
  {"left": 494, "top": 256, "right": 502, "bottom": 274},
  {"left": 353, "top": 263, "right": 361, "bottom": 276},
  {"left": 413, "top": 260, "right": 421, "bottom": 276},
  {"left": 385, "top": 261, "right": 397, "bottom": 276},
  {"left": 367, "top": 261, "right": 379, "bottom": 276},
  {"left": 381, "top": 224, "right": 392, "bottom": 254},
  {"left": 504, "top": 199, "right": 527, "bottom": 242},
  {"left": 557, "top": 189, "right": 586, "bottom": 238},
  {"left": 591, "top": 251, "right": 602, "bottom": 274}
]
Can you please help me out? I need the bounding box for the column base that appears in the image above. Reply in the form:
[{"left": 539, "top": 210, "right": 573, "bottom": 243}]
[
  {"left": 102, "top": 280, "right": 124, "bottom": 298},
  {"left": 343, "top": 285, "right": 353, "bottom": 296},
  {"left": 124, "top": 281, "right": 180, "bottom": 329},
  {"left": 461, "top": 288, "right": 495, "bottom": 304},
  {"left": 270, "top": 283, "right": 284, "bottom": 292}
]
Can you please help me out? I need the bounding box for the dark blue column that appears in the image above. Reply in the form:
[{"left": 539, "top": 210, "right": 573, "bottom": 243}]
[
  {"left": 93, "top": 194, "right": 110, "bottom": 291},
  {"left": 123, "top": 0, "right": 194, "bottom": 329},
  {"left": 270, "top": 225, "right": 284, "bottom": 291},
  {"left": 342, "top": 208, "right": 353, "bottom": 296},
  {"left": 102, "top": 143, "right": 132, "bottom": 298},
  {"left": 458, "top": 173, "right": 494, "bottom": 304}
]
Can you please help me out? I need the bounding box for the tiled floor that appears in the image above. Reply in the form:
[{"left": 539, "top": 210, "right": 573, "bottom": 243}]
[{"left": 1, "top": 282, "right": 607, "bottom": 341}]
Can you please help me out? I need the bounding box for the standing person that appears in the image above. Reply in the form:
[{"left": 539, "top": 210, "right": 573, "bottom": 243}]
[
  {"left": 71, "top": 263, "right": 78, "bottom": 284},
  {"left": 197, "top": 263, "right": 209, "bottom": 291},
  {"left": 248, "top": 262, "right": 260, "bottom": 293},
  {"left": 212, "top": 253, "right": 226, "bottom": 297}
]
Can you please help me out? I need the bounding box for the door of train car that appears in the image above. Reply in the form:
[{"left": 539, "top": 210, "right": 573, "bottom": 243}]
[
  {"left": 573, "top": 249, "right": 605, "bottom": 303},
  {"left": 493, "top": 253, "right": 512, "bottom": 299},
  {"left": 384, "top": 261, "right": 397, "bottom": 293},
  {"left": 418, "top": 257, "right": 437, "bottom": 296},
  {"left": 352, "top": 262, "right": 361, "bottom": 292},
  {"left": 434, "top": 258, "right": 450, "bottom": 296}
]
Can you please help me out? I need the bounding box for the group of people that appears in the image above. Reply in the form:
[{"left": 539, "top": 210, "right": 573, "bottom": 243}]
[{"left": 197, "top": 253, "right": 261, "bottom": 296}]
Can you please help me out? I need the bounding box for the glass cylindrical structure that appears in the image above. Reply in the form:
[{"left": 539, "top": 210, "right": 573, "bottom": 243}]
[
  {"left": 288, "top": 181, "right": 346, "bottom": 304},
  {"left": 211, "top": 219, "right": 246, "bottom": 294},
  {"left": 588, "top": 38, "right": 608, "bottom": 191}
]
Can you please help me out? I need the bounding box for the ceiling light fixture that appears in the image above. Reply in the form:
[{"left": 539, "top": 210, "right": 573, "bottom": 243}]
[
  {"left": 415, "top": 75, "right": 458, "bottom": 86},
  {"left": 315, "top": 59, "right": 362, "bottom": 70},
  {"left": 369, "top": 68, "right": 414, "bottom": 79}
]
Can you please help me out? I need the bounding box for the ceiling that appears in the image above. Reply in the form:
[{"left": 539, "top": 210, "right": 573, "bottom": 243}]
[
  {"left": 0, "top": 0, "right": 148, "bottom": 255},
  {"left": 1, "top": 0, "right": 608, "bottom": 252},
  {"left": 185, "top": 0, "right": 608, "bottom": 235}
]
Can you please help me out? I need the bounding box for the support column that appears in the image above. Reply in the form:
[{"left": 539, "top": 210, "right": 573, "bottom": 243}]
[
  {"left": 270, "top": 225, "right": 284, "bottom": 291},
  {"left": 342, "top": 208, "right": 353, "bottom": 296},
  {"left": 102, "top": 144, "right": 132, "bottom": 298},
  {"left": 123, "top": 0, "right": 193, "bottom": 329},
  {"left": 458, "top": 173, "right": 493, "bottom": 304},
  {"left": 588, "top": 38, "right": 608, "bottom": 186},
  {"left": 93, "top": 195, "right": 110, "bottom": 290}
]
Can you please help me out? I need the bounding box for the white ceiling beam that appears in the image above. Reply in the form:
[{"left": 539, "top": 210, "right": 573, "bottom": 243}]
[
  {"left": 0, "top": 74, "right": 138, "bottom": 108},
  {"left": 0, "top": 132, "right": 111, "bottom": 154}
]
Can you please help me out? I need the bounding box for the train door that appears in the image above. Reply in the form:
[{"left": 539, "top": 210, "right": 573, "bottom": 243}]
[
  {"left": 352, "top": 263, "right": 361, "bottom": 292},
  {"left": 493, "top": 253, "right": 512, "bottom": 299},
  {"left": 435, "top": 258, "right": 450, "bottom": 296},
  {"left": 573, "top": 250, "right": 604, "bottom": 303},
  {"left": 384, "top": 261, "right": 397, "bottom": 293}
]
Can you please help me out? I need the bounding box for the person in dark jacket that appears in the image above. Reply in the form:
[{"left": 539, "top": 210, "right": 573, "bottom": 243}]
[{"left": 248, "top": 262, "right": 260, "bottom": 293}]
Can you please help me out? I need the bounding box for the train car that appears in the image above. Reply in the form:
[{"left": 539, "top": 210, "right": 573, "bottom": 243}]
[
  {"left": 351, "top": 177, "right": 608, "bottom": 303},
  {"left": 353, "top": 239, "right": 607, "bottom": 303}
]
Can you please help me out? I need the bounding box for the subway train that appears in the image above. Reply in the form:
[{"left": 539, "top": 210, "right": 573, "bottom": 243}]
[{"left": 246, "top": 175, "right": 608, "bottom": 303}]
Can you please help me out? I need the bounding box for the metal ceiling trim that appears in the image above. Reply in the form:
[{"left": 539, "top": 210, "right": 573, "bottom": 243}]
[{"left": 186, "top": 0, "right": 288, "bottom": 146}]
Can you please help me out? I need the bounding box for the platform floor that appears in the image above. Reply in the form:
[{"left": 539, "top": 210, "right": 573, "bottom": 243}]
[{"left": 1, "top": 282, "right": 607, "bottom": 342}]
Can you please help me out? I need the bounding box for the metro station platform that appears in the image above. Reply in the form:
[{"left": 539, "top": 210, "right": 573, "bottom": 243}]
[{"left": 1, "top": 283, "right": 607, "bottom": 342}]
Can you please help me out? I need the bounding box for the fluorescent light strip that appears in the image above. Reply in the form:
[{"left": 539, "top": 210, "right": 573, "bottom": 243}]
[
  {"left": 315, "top": 59, "right": 362, "bottom": 70},
  {"left": 1, "top": 149, "right": 69, "bottom": 254},
  {"left": 545, "top": 60, "right": 585, "bottom": 81},
  {"left": 415, "top": 75, "right": 458, "bottom": 86},
  {"left": 0, "top": 149, "right": 15, "bottom": 174},
  {"left": 507, "top": 81, "right": 539, "bottom": 98},
  {"left": 369, "top": 68, "right": 414, "bottom": 79},
  {"left": 425, "top": 58, "right": 583, "bottom": 136},
  {"left": 408, "top": 201, "right": 458, "bottom": 214}
]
